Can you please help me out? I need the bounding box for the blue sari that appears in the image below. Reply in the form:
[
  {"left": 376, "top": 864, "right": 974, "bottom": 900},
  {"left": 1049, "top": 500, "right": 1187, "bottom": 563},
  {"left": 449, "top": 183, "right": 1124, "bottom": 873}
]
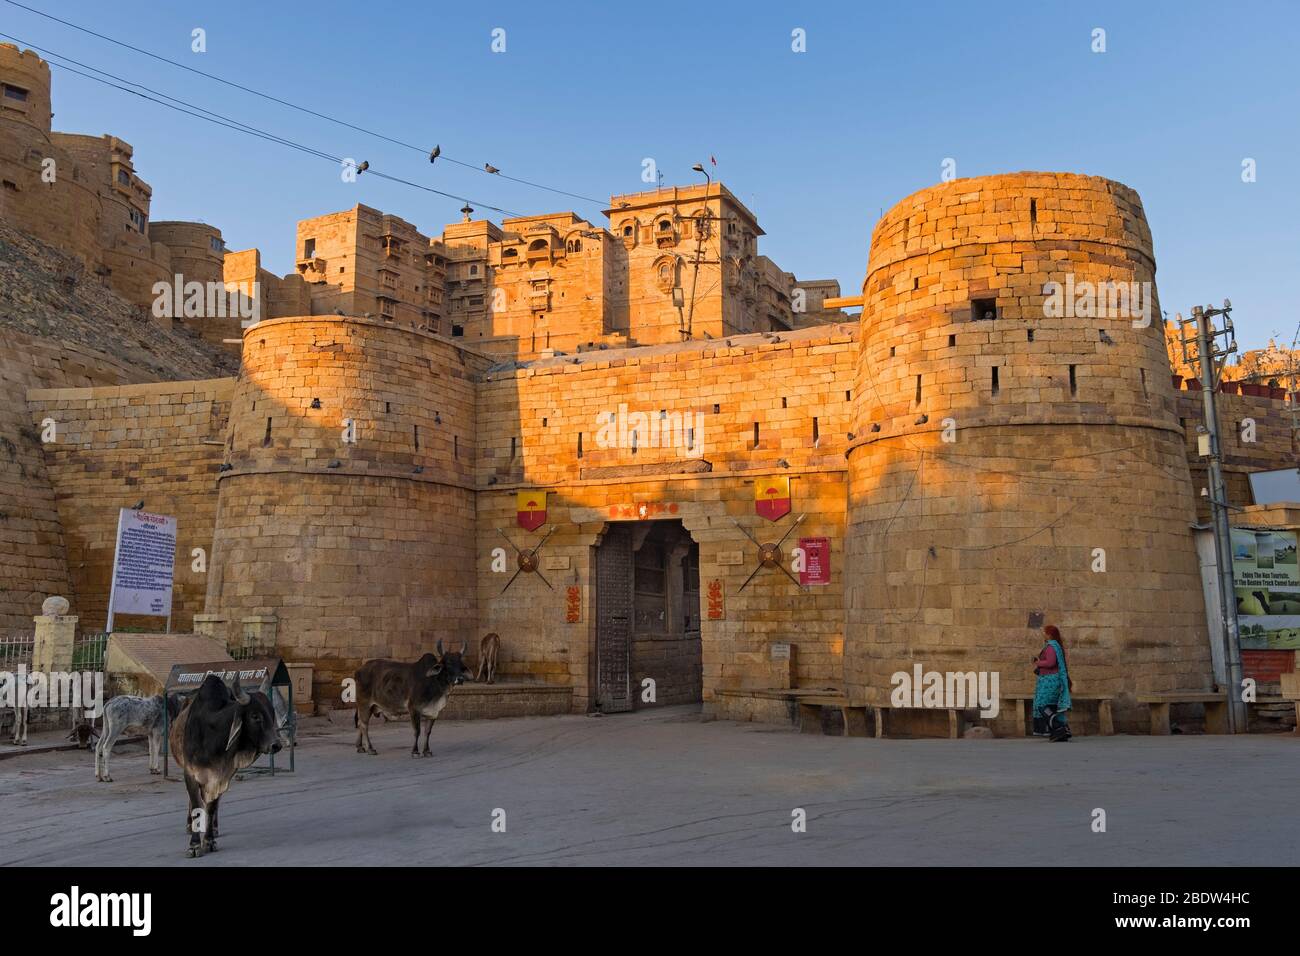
[{"left": 1032, "top": 639, "right": 1072, "bottom": 717}]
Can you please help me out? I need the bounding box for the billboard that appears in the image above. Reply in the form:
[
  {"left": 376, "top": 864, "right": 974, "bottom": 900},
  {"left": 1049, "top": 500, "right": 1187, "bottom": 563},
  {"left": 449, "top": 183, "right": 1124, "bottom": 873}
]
[{"left": 1232, "top": 528, "right": 1300, "bottom": 650}]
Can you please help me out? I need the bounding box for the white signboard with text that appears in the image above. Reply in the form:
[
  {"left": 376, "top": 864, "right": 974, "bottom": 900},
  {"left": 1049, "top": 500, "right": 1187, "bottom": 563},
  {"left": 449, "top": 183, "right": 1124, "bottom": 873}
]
[{"left": 107, "top": 509, "right": 177, "bottom": 628}]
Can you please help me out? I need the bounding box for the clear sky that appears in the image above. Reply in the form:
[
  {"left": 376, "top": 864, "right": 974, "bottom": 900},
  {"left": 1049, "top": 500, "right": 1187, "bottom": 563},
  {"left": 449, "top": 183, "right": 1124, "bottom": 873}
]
[{"left": 5, "top": 0, "right": 1297, "bottom": 349}]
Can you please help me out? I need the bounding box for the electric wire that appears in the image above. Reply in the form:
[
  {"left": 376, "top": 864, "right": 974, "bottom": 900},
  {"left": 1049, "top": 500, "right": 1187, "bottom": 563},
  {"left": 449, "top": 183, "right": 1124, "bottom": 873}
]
[
  {"left": 0, "top": 0, "right": 611, "bottom": 209},
  {"left": 0, "top": 32, "right": 526, "bottom": 218}
]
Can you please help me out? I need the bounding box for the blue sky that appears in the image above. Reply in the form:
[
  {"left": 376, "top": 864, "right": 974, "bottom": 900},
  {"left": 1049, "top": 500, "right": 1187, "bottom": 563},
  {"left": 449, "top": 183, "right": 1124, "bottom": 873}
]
[{"left": 5, "top": 0, "right": 1298, "bottom": 349}]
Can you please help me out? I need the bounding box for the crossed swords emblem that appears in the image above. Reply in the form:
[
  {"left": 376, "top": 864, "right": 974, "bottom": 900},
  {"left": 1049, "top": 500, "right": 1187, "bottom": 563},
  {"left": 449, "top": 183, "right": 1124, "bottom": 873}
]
[
  {"left": 496, "top": 525, "right": 557, "bottom": 593},
  {"left": 735, "top": 513, "right": 807, "bottom": 592}
]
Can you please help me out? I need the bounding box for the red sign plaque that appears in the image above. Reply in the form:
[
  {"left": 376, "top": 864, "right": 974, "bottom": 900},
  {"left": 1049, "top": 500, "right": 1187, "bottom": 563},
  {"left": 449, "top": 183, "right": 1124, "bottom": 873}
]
[
  {"left": 798, "top": 536, "right": 830, "bottom": 586},
  {"left": 706, "top": 579, "right": 725, "bottom": 620}
]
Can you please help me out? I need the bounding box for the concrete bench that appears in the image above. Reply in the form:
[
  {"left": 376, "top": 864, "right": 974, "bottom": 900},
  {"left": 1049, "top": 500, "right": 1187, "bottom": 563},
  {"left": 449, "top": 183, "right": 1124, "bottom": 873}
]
[
  {"left": 1137, "top": 690, "right": 1229, "bottom": 735},
  {"left": 1002, "top": 693, "right": 1115, "bottom": 736}
]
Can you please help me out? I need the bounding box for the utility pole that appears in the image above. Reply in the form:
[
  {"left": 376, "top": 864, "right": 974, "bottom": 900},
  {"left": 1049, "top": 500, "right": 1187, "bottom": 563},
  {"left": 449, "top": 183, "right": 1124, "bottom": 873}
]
[
  {"left": 1178, "top": 300, "right": 1245, "bottom": 732},
  {"left": 685, "top": 164, "right": 712, "bottom": 341}
]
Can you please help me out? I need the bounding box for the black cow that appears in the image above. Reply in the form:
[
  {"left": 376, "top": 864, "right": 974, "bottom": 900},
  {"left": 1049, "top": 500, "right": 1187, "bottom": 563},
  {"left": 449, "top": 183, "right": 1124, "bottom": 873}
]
[
  {"left": 354, "top": 640, "right": 472, "bottom": 757},
  {"left": 168, "top": 674, "right": 280, "bottom": 858}
]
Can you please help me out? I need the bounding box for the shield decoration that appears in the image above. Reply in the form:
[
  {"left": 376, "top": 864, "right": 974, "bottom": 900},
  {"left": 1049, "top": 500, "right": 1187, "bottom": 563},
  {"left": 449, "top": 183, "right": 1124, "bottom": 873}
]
[
  {"left": 517, "top": 491, "right": 547, "bottom": 531},
  {"left": 755, "top": 476, "right": 791, "bottom": 521}
]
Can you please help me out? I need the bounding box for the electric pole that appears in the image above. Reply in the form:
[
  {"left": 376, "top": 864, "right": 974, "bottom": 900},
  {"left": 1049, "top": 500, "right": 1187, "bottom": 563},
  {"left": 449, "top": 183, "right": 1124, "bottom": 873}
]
[{"left": 1178, "top": 300, "right": 1245, "bottom": 732}]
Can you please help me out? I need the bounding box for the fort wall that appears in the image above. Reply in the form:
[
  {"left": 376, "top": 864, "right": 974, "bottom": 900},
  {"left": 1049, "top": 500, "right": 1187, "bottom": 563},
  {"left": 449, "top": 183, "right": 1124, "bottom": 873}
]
[
  {"left": 844, "top": 172, "right": 1214, "bottom": 732},
  {"left": 25, "top": 378, "right": 233, "bottom": 633},
  {"left": 204, "top": 316, "right": 490, "bottom": 700},
  {"left": 475, "top": 326, "right": 856, "bottom": 710}
]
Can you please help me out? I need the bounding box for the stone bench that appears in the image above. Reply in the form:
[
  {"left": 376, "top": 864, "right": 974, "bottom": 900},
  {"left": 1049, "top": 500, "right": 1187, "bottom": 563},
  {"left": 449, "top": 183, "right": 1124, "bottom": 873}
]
[
  {"left": 1137, "top": 690, "right": 1229, "bottom": 735},
  {"left": 1002, "top": 693, "right": 1115, "bottom": 736},
  {"left": 799, "top": 697, "right": 975, "bottom": 738},
  {"left": 797, "top": 695, "right": 876, "bottom": 737}
]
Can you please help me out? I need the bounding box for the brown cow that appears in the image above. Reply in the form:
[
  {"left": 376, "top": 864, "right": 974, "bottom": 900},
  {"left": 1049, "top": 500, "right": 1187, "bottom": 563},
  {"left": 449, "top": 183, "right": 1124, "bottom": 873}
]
[
  {"left": 477, "top": 632, "right": 501, "bottom": 685},
  {"left": 354, "top": 641, "right": 472, "bottom": 757},
  {"left": 169, "top": 674, "right": 280, "bottom": 857}
]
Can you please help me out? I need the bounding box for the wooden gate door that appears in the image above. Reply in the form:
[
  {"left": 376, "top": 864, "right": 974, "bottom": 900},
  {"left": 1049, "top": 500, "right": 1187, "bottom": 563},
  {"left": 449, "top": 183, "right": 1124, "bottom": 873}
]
[{"left": 596, "top": 523, "right": 634, "bottom": 713}]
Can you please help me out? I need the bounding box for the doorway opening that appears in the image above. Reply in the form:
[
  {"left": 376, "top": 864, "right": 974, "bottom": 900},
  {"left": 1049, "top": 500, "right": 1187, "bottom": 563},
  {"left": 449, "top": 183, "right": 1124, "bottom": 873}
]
[{"left": 594, "top": 520, "right": 701, "bottom": 713}]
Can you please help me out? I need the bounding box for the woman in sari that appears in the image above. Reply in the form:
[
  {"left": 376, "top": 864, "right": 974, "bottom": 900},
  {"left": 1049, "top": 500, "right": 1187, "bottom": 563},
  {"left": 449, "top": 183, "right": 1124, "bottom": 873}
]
[{"left": 1032, "top": 624, "right": 1072, "bottom": 741}]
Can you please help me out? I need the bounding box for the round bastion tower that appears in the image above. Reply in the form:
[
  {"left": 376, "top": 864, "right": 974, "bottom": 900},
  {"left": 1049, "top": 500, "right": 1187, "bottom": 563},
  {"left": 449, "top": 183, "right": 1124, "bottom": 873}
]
[
  {"left": 205, "top": 316, "right": 480, "bottom": 700},
  {"left": 843, "top": 172, "right": 1213, "bottom": 733},
  {"left": 0, "top": 44, "right": 102, "bottom": 269}
]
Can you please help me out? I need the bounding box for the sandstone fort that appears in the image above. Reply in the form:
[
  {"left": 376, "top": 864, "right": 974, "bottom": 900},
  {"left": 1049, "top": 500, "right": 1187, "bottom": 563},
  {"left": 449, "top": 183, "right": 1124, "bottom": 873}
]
[{"left": 3, "top": 42, "right": 1298, "bottom": 737}]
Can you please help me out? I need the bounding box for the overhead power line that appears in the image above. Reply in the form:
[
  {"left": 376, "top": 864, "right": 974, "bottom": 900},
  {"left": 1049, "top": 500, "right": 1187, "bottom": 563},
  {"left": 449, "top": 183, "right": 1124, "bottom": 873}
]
[
  {"left": 1, "top": 0, "right": 611, "bottom": 209},
  {"left": 0, "top": 31, "right": 526, "bottom": 217}
]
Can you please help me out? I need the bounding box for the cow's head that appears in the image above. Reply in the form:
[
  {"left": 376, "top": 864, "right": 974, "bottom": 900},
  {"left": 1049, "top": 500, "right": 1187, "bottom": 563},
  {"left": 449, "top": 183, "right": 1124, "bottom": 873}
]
[
  {"left": 225, "top": 677, "right": 282, "bottom": 756},
  {"left": 432, "top": 640, "right": 472, "bottom": 685}
]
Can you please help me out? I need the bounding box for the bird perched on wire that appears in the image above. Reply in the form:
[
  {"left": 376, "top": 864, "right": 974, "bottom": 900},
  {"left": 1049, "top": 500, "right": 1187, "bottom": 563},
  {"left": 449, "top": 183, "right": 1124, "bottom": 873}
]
[
  {"left": 355, "top": 160, "right": 370, "bottom": 175},
  {"left": 429, "top": 144, "right": 441, "bottom": 164},
  {"left": 485, "top": 163, "right": 500, "bottom": 175}
]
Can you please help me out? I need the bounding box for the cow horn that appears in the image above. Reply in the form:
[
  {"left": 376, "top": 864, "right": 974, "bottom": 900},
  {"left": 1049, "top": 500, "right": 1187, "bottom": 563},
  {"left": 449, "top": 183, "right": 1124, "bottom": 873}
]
[
  {"left": 227, "top": 673, "right": 249, "bottom": 705},
  {"left": 226, "top": 714, "right": 244, "bottom": 752},
  {"left": 436, "top": 639, "right": 445, "bottom": 657}
]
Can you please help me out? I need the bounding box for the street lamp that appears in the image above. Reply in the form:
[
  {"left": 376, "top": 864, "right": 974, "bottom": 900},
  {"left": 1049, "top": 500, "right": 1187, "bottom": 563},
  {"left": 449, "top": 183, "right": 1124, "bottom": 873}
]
[{"left": 691, "top": 162, "right": 710, "bottom": 187}]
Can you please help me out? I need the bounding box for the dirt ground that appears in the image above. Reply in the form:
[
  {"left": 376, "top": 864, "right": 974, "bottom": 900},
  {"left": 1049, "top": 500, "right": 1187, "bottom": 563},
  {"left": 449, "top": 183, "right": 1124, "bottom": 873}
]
[{"left": 1, "top": 706, "right": 1295, "bottom": 866}]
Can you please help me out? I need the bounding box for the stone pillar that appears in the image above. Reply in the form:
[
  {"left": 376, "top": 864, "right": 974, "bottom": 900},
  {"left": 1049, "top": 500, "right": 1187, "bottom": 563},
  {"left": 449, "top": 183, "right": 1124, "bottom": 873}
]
[
  {"left": 193, "top": 614, "right": 229, "bottom": 648},
  {"left": 666, "top": 542, "right": 690, "bottom": 637},
  {"left": 33, "top": 596, "right": 77, "bottom": 673},
  {"left": 241, "top": 615, "right": 278, "bottom": 655}
]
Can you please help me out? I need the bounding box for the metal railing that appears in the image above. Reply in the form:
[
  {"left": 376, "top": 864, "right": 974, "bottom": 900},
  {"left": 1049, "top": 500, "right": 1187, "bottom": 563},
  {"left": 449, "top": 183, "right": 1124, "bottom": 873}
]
[
  {"left": 0, "top": 630, "right": 34, "bottom": 669},
  {"left": 71, "top": 631, "right": 108, "bottom": 672}
]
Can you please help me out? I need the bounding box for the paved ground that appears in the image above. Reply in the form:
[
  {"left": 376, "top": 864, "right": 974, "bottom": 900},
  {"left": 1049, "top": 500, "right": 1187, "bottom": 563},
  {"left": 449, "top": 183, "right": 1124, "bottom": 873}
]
[{"left": 1, "top": 707, "right": 1296, "bottom": 866}]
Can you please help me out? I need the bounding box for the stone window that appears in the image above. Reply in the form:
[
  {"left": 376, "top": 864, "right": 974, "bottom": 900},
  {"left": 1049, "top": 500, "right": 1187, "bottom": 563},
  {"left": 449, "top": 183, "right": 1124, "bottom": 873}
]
[
  {"left": 619, "top": 219, "right": 637, "bottom": 249},
  {"left": 210, "top": 236, "right": 225, "bottom": 254},
  {"left": 118, "top": 169, "right": 130, "bottom": 186},
  {"left": 2, "top": 84, "right": 28, "bottom": 103},
  {"left": 502, "top": 248, "right": 518, "bottom": 260},
  {"left": 303, "top": 238, "right": 316, "bottom": 258},
  {"left": 469, "top": 264, "right": 479, "bottom": 276},
  {"left": 971, "top": 297, "right": 997, "bottom": 321}
]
